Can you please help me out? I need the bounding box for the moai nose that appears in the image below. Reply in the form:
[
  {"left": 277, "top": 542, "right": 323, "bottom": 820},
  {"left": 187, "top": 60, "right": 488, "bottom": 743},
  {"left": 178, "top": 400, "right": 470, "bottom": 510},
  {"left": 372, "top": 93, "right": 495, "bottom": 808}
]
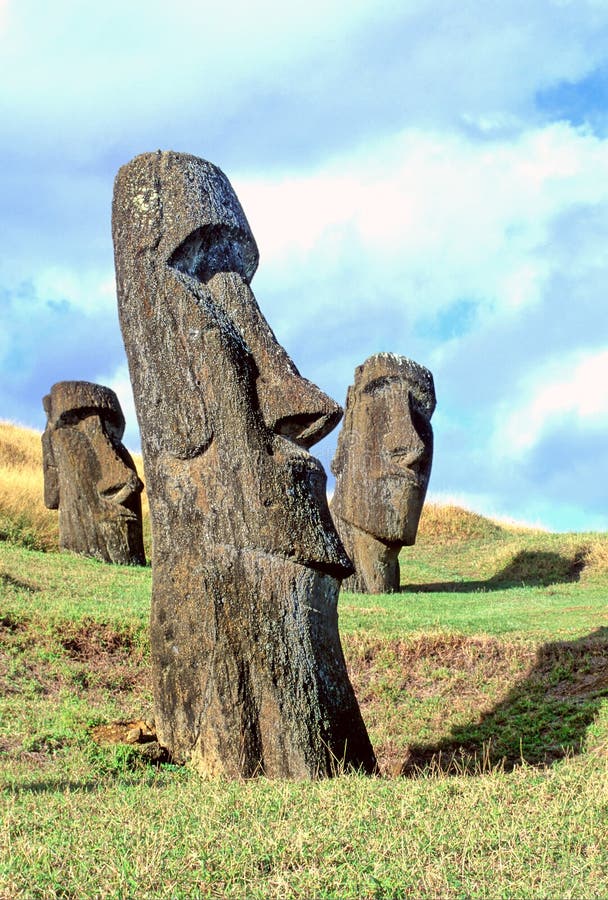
[
  {"left": 207, "top": 272, "right": 343, "bottom": 449},
  {"left": 94, "top": 422, "right": 142, "bottom": 502},
  {"left": 386, "top": 394, "right": 430, "bottom": 469},
  {"left": 258, "top": 372, "right": 343, "bottom": 449}
]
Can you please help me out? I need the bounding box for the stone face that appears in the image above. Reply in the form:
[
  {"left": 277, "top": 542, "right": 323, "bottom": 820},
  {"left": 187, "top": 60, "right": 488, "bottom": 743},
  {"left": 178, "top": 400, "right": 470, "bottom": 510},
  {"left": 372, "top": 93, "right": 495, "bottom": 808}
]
[
  {"left": 331, "top": 353, "right": 435, "bottom": 594},
  {"left": 42, "top": 381, "right": 145, "bottom": 565},
  {"left": 112, "top": 151, "right": 376, "bottom": 778}
]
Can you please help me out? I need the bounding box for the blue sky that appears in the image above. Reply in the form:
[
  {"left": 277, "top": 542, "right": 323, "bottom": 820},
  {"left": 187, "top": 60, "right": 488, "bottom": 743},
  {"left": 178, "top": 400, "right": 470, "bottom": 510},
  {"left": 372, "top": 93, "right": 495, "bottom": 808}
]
[{"left": 2, "top": 0, "right": 608, "bottom": 532}]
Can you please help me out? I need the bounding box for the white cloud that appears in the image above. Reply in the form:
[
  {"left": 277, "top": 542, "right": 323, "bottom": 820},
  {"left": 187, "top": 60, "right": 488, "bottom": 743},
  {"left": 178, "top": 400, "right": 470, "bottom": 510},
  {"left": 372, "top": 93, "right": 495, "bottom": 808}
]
[
  {"left": 495, "top": 348, "right": 608, "bottom": 459},
  {"left": 0, "top": 0, "right": 397, "bottom": 117},
  {"left": 2, "top": 0, "right": 607, "bottom": 168},
  {"left": 31, "top": 267, "right": 115, "bottom": 315},
  {"left": 237, "top": 122, "right": 608, "bottom": 329}
]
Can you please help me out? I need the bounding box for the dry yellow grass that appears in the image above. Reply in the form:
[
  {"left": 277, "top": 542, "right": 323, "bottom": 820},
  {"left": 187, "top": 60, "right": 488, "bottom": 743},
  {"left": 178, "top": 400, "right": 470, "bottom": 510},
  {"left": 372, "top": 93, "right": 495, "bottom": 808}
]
[
  {"left": 584, "top": 536, "right": 608, "bottom": 576},
  {"left": 0, "top": 420, "right": 58, "bottom": 550},
  {"left": 0, "top": 420, "right": 45, "bottom": 470},
  {"left": 0, "top": 419, "right": 148, "bottom": 553},
  {"left": 417, "top": 502, "right": 507, "bottom": 543}
]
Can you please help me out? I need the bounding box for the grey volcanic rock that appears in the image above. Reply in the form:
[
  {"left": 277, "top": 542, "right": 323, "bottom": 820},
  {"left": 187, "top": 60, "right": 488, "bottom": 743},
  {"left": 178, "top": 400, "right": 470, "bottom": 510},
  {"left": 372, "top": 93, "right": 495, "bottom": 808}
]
[
  {"left": 331, "top": 353, "right": 435, "bottom": 594},
  {"left": 112, "top": 151, "right": 376, "bottom": 778},
  {"left": 42, "top": 381, "right": 145, "bottom": 565}
]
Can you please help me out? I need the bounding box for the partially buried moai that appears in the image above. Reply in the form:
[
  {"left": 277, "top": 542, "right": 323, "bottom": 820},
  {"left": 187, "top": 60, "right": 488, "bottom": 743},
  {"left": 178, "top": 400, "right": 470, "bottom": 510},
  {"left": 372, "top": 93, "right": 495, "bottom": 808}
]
[
  {"left": 330, "top": 353, "right": 435, "bottom": 594},
  {"left": 112, "top": 151, "right": 376, "bottom": 778},
  {"left": 42, "top": 381, "right": 145, "bottom": 565}
]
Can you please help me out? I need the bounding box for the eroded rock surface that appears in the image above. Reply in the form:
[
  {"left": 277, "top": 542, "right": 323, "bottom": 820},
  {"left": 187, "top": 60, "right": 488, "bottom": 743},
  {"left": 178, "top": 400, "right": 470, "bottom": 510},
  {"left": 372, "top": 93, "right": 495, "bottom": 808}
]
[
  {"left": 112, "top": 151, "right": 376, "bottom": 778},
  {"left": 42, "top": 381, "right": 145, "bottom": 565},
  {"left": 331, "top": 354, "right": 435, "bottom": 594}
]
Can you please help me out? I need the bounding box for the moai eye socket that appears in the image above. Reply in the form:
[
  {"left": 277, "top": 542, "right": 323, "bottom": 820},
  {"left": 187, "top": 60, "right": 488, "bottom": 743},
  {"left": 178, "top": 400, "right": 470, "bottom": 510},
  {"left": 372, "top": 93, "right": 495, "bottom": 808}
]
[
  {"left": 362, "top": 375, "right": 404, "bottom": 397},
  {"left": 168, "top": 224, "right": 258, "bottom": 285}
]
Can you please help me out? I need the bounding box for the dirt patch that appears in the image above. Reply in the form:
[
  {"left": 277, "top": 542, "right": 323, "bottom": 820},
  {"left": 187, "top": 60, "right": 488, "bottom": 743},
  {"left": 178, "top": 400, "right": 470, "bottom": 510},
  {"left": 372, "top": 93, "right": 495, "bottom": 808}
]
[
  {"left": 394, "top": 633, "right": 514, "bottom": 668},
  {"left": 345, "top": 633, "right": 534, "bottom": 774},
  {"left": 535, "top": 635, "right": 608, "bottom": 700},
  {"left": 0, "top": 611, "right": 27, "bottom": 632},
  {"left": 91, "top": 719, "right": 171, "bottom": 764},
  {"left": 75, "top": 624, "right": 147, "bottom": 696},
  {"left": 91, "top": 718, "right": 156, "bottom": 745},
  {"left": 381, "top": 630, "right": 608, "bottom": 777},
  {"left": 59, "top": 619, "right": 138, "bottom": 660},
  {"left": 347, "top": 633, "right": 531, "bottom": 703},
  {"left": 0, "top": 616, "right": 149, "bottom": 706},
  {"left": 54, "top": 619, "right": 148, "bottom": 695}
]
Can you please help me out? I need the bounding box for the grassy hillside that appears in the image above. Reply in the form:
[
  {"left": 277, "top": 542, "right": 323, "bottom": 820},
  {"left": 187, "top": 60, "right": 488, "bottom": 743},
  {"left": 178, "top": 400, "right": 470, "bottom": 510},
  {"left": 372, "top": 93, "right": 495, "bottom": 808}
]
[{"left": 1, "top": 421, "right": 608, "bottom": 897}]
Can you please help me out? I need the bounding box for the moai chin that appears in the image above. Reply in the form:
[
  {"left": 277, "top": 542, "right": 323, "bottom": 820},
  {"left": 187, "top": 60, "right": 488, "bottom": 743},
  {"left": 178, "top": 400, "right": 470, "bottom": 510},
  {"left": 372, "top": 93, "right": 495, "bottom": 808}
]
[
  {"left": 331, "top": 353, "right": 435, "bottom": 594},
  {"left": 112, "top": 151, "right": 377, "bottom": 778},
  {"left": 42, "top": 381, "right": 145, "bottom": 565}
]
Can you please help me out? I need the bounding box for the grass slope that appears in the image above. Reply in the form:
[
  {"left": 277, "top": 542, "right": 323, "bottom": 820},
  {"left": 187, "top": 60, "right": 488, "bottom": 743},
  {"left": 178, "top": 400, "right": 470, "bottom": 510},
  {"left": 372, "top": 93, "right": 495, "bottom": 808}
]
[{"left": 1, "top": 421, "right": 608, "bottom": 897}]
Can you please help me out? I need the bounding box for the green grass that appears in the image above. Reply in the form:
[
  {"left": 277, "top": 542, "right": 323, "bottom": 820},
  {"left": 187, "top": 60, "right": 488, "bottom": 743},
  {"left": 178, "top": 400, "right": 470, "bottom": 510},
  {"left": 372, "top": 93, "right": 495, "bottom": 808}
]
[
  {"left": 3, "top": 758, "right": 608, "bottom": 898},
  {"left": 339, "top": 527, "right": 608, "bottom": 639},
  {"left": 2, "top": 524, "right": 608, "bottom": 898}
]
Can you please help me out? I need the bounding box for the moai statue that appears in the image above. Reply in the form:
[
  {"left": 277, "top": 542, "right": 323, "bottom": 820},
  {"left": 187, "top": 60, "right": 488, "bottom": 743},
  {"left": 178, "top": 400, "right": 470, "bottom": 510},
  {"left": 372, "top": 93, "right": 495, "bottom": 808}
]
[
  {"left": 112, "top": 151, "right": 376, "bottom": 778},
  {"left": 331, "top": 353, "right": 435, "bottom": 594},
  {"left": 42, "top": 381, "right": 145, "bottom": 565}
]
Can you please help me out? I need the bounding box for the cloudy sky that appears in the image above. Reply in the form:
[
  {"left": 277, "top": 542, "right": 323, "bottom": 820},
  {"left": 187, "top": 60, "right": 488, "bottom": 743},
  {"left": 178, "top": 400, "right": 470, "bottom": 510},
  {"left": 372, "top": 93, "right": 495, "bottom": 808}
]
[{"left": 2, "top": 0, "right": 608, "bottom": 532}]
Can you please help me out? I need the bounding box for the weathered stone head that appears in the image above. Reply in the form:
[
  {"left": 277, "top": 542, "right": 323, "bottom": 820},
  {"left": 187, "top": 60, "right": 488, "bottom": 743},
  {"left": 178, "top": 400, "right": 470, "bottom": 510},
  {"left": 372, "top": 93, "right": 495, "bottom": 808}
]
[
  {"left": 112, "top": 151, "right": 376, "bottom": 778},
  {"left": 42, "top": 381, "right": 145, "bottom": 565},
  {"left": 331, "top": 353, "right": 435, "bottom": 594}
]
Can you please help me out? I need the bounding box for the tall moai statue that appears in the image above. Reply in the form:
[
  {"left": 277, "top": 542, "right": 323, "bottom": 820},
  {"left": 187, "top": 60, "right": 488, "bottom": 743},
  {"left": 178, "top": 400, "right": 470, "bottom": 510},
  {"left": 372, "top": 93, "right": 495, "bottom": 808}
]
[
  {"left": 112, "top": 151, "right": 376, "bottom": 778},
  {"left": 42, "top": 381, "right": 145, "bottom": 565},
  {"left": 331, "top": 354, "right": 435, "bottom": 594}
]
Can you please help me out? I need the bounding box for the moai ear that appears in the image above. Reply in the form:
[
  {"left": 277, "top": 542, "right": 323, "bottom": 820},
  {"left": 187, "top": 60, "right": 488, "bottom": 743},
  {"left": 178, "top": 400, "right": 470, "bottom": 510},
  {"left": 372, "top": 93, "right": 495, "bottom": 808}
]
[
  {"left": 119, "top": 267, "right": 215, "bottom": 461},
  {"left": 41, "top": 396, "right": 59, "bottom": 509}
]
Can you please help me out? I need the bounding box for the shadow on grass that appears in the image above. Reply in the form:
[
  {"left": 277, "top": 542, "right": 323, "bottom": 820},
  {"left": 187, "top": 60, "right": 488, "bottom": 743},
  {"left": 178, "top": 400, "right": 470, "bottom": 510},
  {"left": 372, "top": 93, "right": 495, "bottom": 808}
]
[
  {"left": 0, "top": 572, "right": 39, "bottom": 593},
  {"left": 3, "top": 774, "right": 175, "bottom": 795},
  {"left": 4, "top": 779, "right": 131, "bottom": 795},
  {"left": 401, "top": 549, "right": 587, "bottom": 593},
  {"left": 4, "top": 745, "right": 177, "bottom": 794},
  {"left": 400, "top": 627, "right": 608, "bottom": 776}
]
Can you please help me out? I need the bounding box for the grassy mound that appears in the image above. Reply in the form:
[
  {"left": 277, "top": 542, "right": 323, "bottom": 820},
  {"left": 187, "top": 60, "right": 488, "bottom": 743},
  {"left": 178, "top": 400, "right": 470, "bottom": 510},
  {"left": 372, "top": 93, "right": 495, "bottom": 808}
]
[
  {"left": 2, "top": 418, "right": 607, "bottom": 587},
  {"left": 417, "top": 502, "right": 507, "bottom": 543},
  {"left": 415, "top": 502, "right": 608, "bottom": 581}
]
